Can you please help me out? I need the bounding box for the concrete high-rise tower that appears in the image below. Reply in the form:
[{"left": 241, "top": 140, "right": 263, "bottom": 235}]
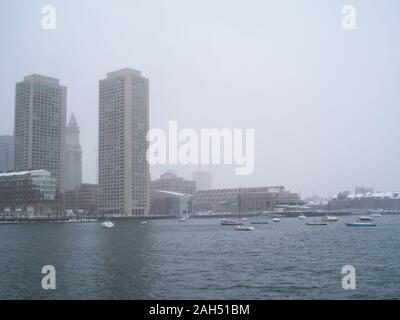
[
  {"left": 65, "top": 113, "right": 82, "bottom": 191},
  {"left": 0, "top": 135, "right": 14, "bottom": 172},
  {"left": 14, "top": 74, "right": 66, "bottom": 193},
  {"left": 98, "top": 68, "right": 149, "bottom": 216},
  {"left": 192, "top": 170, "right": 212, "bottom": 191}
]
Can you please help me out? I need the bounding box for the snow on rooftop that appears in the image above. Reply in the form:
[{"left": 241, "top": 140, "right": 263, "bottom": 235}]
[
  {"left": 0, "top": 170, "right": 50, "bottom": 178},
  {"left": 154, "top": 190, "right": 189, "bottom": 197},
  {"left": 333, "top": 191, "right": 400, "bottom": 200}
]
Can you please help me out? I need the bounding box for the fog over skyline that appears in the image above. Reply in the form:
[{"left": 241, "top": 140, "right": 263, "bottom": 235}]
[{"left": 1, "top": 0, "right": 399, "bottom": 197}]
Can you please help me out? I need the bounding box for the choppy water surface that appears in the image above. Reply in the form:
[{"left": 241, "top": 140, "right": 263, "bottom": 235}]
[{"left": 0, "top": 215, "right": 399, "bottom": 299}]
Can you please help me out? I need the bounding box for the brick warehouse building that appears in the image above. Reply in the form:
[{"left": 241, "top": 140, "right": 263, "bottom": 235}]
[{"left": 0, "top": 170, "right": 62, "bottom": 219}]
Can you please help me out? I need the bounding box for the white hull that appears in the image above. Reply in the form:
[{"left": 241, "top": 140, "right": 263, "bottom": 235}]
[
  {"left": 359, "top": 216, "right": 374, "bottom": 221},
  {"left": 321, "top": 215, "right": 338, "bottom": 222},
  {"left": 370, "top": 213, "right": 382, "bottom": 218},
  {"left": 101, "top": 221, "right": 114, "bottom": 228},
  {"left": 234, "top": 225, "right": 255, "bottom": 231}
]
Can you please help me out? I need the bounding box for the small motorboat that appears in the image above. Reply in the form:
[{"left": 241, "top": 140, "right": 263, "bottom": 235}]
[
  {"left": 101, "top": 221, "right": 114, "bottom": 228},
  {"left": 306, "top": 221, "right": 327, "bottom": 226},
  {"left": 233, "top": 225, "right": 255, "bottom": 231},
  {"left": 346, "top": 222, "right": 376, "bottom": 227},
  {"left": 273, "top": 218, "right": 280, "bottom": 222},
  {"left": 298, "top": 215, "right": 306, "bottom": 220},
  {"left": 220, "top": 218, "right": 242, "bottom": 226},
  {"left": 178, "top": 217, "right": 186, "bottom": 222},
  {"left": 141, "top": 221, "right": 148, "bottom": 225},
  {"left": 359, "top": 216, "right": 374, "bottom": 221},
  {"left": 370, "top": 213, "right": 382, "bottom": 218},
  {"left": 321, "top": 215, "right": 339, "bottom": 222}
]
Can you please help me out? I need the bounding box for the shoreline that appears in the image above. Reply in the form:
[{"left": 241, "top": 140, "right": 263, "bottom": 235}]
[{"left": 1, "top": 210, "right": 399, "bottom": 225}]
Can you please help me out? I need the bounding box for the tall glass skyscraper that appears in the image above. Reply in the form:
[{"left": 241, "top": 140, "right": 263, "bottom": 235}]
[
  {"left": 99, "top": 68, "right": 149, "bottom": 216},
  {"left": 14, "top": 74, "right": 66, "bottom": 193}
]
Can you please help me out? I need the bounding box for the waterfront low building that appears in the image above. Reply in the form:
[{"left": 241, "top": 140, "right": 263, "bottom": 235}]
[
  {"left": 328, "top": 191, "right": 400, "bottom": 211},
  {"left": 0, "top": 170, "right": 62, "bottom": 219},
  {"left": 151, "top": 171, "right": 196, "bottom": 196},
  {"left": 192, "top": 186, "right": 302, "bottom": 213},
  {"left": 149, "top": 190, "right": 190, "bottom": 216},
  {"left": 64, "top": 183, "right": 98, "bottom": 215}
]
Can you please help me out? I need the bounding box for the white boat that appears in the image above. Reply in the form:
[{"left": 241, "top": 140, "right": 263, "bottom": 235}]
[
  {"left": 298, "top": 215, "right": 306, "bottom": 220},
  {"left": 370, "top": 213, "right": 382, "bottom": 218},
  {"left": 346, "top": 222, "right": 376, "bottom": 227},
  {"left": 234, "top": 225, "right": 255, "bottom": 231},
  {"left": 101, "top": 221, "right": 114, "bottom": 228},
  {"left": 321, "top": 215, "right": 339, "bottom": 222},
  {"left": 178, "top": 217, "right": 186, "bottom": 222},
  {"left": 141, "top": 221, "right": 148, "bottom": 225},
  {"left": 359, "top": 216, "right": 374, "bottom": 221},
  {"left": 273, "top": 218, "right": 280, "bottom": 222},
  {"left": 233, "top": 187, "right": 254, "bottom": 231}
]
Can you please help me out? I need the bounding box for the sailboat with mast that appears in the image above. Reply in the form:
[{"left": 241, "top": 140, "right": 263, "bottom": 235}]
[{"left": 234, "top": 187, "right": 254, "bottom": 231}]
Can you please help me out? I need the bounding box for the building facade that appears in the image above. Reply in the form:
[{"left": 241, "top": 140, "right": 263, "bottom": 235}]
[
  {"left": 0, "top": 170, "right": 62, "bottom": 218},
  {"left": 65, "top": 113, "right": 82, "bottom": 191},
  {"left": 14, "top": 74, "right": 66, "bottom": 193},
  {"left": 149, "top": 190, "right": 190, "bottom": 216},
  {"left": 99, "top": 68, "right": 149, "bottom": 216},
  {"left": 64, "top": 183, "right": 98, "bottom": 215},
  {"left": 192, "top": 170, "right": 212, "bottom": 191},
  {"left": 192, "top": 186, "right": 302, "bottom": 213},
  {"left": 0, "top": 135, "right": 14, "bottom": 172},
  {"left": 328, "top": 191, "right": 400, "bottom": 211},
  {"left": 151, "top": 171, "right": 196, "bottom": 195}
]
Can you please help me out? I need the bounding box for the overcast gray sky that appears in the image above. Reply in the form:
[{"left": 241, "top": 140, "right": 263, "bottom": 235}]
[{"left": 0, "top": 0, "right": 399, "bottom": 197}]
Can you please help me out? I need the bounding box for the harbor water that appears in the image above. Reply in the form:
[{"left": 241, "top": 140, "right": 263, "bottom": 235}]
[{"left": 0, "top": 215, "right": 399, "bottom": 299}]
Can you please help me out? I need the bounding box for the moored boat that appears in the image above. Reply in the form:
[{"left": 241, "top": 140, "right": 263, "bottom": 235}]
[
  {"left": 321, "top": 215, "right": 339, "bottom": 222},
  {"left": 370, "top": 213, "right": 382, "bottom": 218},
  {"left": 359, "top": 216, "right": 374, "bottom": 221},
  {"left": 220, "top": 218, "right": 242, "bottom": 226},
  {"left": 346, "top": 222, "right": 376, "bottom": 227},
  {"left": 234, "top": 225, "right": 255, "bottom": 231},
  {"left": 306, "top": 221, "right": 327, "bottom": 226},
  {"left": 232, "top": 187, "right": 255, "bottom": 232},
  {"left": 298, "top": 215, "right": 306, "bottom": 220},
  {"left": 101, "top": 221, "right": 114, "bottom": 228}
]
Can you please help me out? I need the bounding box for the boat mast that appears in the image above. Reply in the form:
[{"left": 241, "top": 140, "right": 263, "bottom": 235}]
[{"left": 238, "top": 186, "right": 241, "bottom": 221}]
